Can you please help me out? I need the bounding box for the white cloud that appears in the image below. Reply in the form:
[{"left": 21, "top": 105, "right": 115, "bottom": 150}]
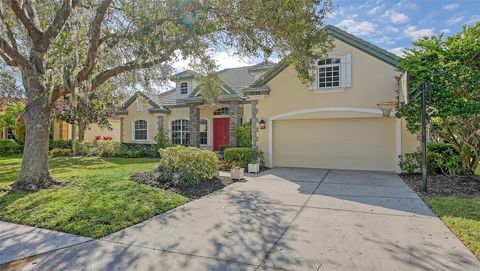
[
  {"left": 383, "top": 10, "right": 409, "bottom": 24},
  {"left": 389, "top": 47, "right": 406, "bottom": 57},
  {"left": 440, "top": 28, "right": 450, "bottom": 34},
  {"left": 442, "top": 4, "right": 459, "bottom": 11},
  {"left": 403, "top": 25, "right": 434, "bottom": 40},
  {"left": 385, "top": 26, "right": 399, "bottom": 33},
  {"left": 172, "top": 50, "right": 259, "bottom": 72},
  {"left": 394, "top": 0, "right": 417, "bottom": 10},
  {"left": 337, "top": 19, "right": 377, "bottom": 36},
  {"left": 368, "top": 5, "right": 384, "bottom": 15},
  {"left": 447, "top": 16, "right": 464, "bottom": 26},
  {"left": 466, "top": 15, "right": 480, "bottom": 25}
]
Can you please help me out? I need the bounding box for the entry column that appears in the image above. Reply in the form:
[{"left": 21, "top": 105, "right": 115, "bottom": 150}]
[{"left": 189, "top": 104, "right": 200, "bottom": 147}]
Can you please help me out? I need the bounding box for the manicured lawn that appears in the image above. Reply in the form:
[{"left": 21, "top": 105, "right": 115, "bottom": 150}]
[
  {"left": 426, "top": 197, "right": 480, "bottom": 259},
  {"left": 0, "top": 156, "right": 188, "bottom": 238}
]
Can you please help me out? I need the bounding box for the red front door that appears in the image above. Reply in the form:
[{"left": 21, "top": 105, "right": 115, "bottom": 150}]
[{"left": 213, "top": 118, "right": 230, "bottom": 151}]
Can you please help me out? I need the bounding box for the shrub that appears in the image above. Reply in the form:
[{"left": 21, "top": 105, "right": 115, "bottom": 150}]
[
  {"left": 399, "top": 152, "right": 421, "bottom": 173},
  {"left": 236, "top": 123, "right": 252, "bottom": 147},
  {"left": 154, "top": 127, "right": 171, "bottom": 150},
  {"left": 427, "top": 142, "right": 463, "bottom": 175},
  {"left": 0, "top": 140, "right": 22, "bottom": 156},
  {"left": 75, "top": 141, "right": 96, "bottom": 156},
  {"left": 224, "top": 147, "right": 263, "bottom": 168},
  {"left": 50, "top": 139, "right": 71, "bottom": 150},
  {"left": 121, "top": 143, "right": 158, "bottom": 157},
  {"left": 158, "top": 146, "right": 219, "bottom": 187},
  {"left": 95, "top": 141, "right": 121, "bottom": 157},
  {"left": 50, "top": 148, "right": 72, "bottom": 157},
  {"left": 119, "top": 149, "right": 142, "bottom": 158}
]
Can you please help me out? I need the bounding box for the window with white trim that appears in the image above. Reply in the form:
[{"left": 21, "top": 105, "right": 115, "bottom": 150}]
[
  {"left": 180, "top": 82, "right": 189, "bottom": 95},
  {"left": 200, "top": 119, "right": 208, "bottom": 145},
  {"left": 315, "top": 54, "right": 352, "bottom": 90},
  {"left": 171, "top": 119, "right": 190, "bottom": 145},
  {"left": 134, "top": 120, "right": 148, "bottom": 140},
  {"left": 318, "top": 58, "right": 341, "bottom": 88}
]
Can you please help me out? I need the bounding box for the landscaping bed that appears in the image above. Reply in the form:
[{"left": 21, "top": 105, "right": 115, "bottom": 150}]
[
  {"left": 401, "top": 173, "right": 480, "bottom": 197},
  {"left": 400, "top": 173, "right": 480, "bottom": 259},
  {"left": 131, "top": 172, "right": 238, "bottom": 199}
]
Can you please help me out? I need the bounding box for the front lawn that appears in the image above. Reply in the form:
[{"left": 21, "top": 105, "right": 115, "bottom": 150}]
[
  {"left": 0, "top": 156, "right": 188, "bottom": 238},
  {"left": 426, "top": 197, "right": 480, "bottom": 259}
]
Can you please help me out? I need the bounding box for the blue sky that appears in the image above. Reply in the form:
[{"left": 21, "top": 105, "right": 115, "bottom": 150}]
[
  {"left": 201, "top": 0, "right": 479, "bottom": 71},
  {"left": 326, "top": 0, "right": 480, "bottom": 56}
]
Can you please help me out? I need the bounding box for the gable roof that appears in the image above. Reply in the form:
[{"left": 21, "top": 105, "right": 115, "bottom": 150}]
[
  {"left": 246, "top": 25, "right": 400, "bottom": 91},
  {"left": 118, "top": 91, "right": 170, "bottom": 114}
]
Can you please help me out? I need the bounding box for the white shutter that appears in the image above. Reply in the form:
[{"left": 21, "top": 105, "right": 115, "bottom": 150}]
[{"left": 341, "top": 54, "right": 352, "bottom": 87}]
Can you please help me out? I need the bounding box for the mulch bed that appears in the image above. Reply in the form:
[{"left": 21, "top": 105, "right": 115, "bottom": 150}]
[
  {"left": 131, "top": 171, "right": 238, "bottom": 199},
  {"left": 400, "top": 173, "right": 480, "bottom": 198}
]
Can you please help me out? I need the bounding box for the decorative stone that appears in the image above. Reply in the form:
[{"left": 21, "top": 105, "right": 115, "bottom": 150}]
[
  {"left": 189, "top": 104, "right": 200, "bottom": 147},
  {"left": 229, "top": 101, "right": 240, "bottom": 147}
]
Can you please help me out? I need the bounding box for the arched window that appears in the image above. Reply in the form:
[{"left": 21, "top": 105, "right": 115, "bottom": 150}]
[
  {"left": 213, "top": 107, "right": 229, "bottom": 115},
  {"left": 200, "top": 119, "right": 208, "bottom": 145},
  {"left": 134, "top": 120, "right": 148, "bottom": 140},
  {"left": 171, "top": 119, "right": 190, "bottom": 145}
]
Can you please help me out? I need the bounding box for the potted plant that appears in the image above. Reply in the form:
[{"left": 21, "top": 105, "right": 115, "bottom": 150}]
[
  {"left": 230, "top": 163, "right": 245, "bottom": 180},
  {"left": 247, "top": 149, "right": 261, "bottom": 174}
]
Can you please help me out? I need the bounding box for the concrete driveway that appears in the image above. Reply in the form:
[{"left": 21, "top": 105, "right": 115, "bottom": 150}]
[{"left": 2, "top": 168, "right": 479, "bottom": 270}]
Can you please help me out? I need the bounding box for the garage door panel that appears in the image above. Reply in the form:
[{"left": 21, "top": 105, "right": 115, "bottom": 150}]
[{"left": 273, "top": 118, "right": 395, "bottom": 171}]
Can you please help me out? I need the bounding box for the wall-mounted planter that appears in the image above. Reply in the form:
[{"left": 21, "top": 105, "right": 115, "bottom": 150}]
[
  {"left": 230, "top": 167, "right": 245, "bottom": 180},
  {"left": 248, "top": 163, "right": 260, "bottom": 174}
]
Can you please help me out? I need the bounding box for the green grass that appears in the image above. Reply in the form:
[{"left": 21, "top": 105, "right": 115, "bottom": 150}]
[
  {"left": 426, "top": 197, "right": 480, "bottom": 259},
  {"left": 0, "top": 156, "right": 188, "bottom": 238}
]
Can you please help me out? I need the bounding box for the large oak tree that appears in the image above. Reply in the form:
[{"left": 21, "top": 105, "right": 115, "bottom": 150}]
[{"left": 0, "top": 0, "right": 333, "bottom": 191}]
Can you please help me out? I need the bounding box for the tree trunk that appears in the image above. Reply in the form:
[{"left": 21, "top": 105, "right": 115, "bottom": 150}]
[
  {"left": 11, "top": 100, "right": 54, "bottom": 191},
  {"left": 78, "top": 118, "right": 85, "bottom": 141}
]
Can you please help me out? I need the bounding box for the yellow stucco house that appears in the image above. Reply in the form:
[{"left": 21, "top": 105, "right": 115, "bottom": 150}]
[{"left": 119, "top": 25, "right": 418, "bottom": 172}]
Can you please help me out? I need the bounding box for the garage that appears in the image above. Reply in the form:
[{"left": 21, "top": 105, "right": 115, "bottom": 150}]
[{"left": 272, "top": 117, "right": 397, "bottom": 171}]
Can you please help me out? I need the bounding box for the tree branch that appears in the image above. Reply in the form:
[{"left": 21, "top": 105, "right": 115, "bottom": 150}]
[
  {"left": 0, "top": 6, "right": 18, "bottom": 51},
  {"left": 0, "top": 36, "right": 29, "bottom": 69},
  {"left": 91, "top": 58, "right": 166, "bottom": 90},
  {"left": 76, "top": 0, "right": 113, "bottom": 82},
  {"left": 8, "top": 0, "right": 42, "bottom": 42},
  {"left": 42, "top": 0, "right": 80, "bottom": 50}
]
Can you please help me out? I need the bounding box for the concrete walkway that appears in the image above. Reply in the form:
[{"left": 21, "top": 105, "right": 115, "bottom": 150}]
[{"left": 1, "top": 168, "right": 479, "bottom": 270}]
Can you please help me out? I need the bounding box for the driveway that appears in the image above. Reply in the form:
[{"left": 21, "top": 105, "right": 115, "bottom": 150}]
[{"left": 2, "top": 168, "right": 479, "bottom": 270}]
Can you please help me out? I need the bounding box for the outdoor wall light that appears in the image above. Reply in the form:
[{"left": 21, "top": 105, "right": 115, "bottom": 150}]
[{"left": 259, "top": 119, "right": 266, "bottom": 129}]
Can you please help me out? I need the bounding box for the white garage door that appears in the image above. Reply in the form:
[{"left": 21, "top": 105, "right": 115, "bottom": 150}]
[{"left": 273, "top": 117, "right": 396, "bottom": 171}]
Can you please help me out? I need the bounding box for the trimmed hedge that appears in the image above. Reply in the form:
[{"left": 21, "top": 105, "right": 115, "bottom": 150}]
[
  {"left": 158, "top": 146, "right": 219, "bottom": 187},
  {"left": 224, "top": 147, "right": 262, "bottom": 168},
  {"left": 121, "top": 143, "right": 159, "bottom": 158},
  {"left": 49, "top": 140, "right": 72, "bottom": 150},
  {"left": 0, "top": 140, "right": 23, "bottom": 156},
  {"left": 50, "top": 148, "right": 73, "bottom": 157}
]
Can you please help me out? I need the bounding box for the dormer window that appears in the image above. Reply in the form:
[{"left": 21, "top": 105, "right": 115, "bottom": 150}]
[{"left": 180, "top": 82, "right": 189, "bottom": 95}]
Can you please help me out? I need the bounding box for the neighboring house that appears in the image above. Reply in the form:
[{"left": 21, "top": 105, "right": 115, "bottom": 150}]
[
  {"left": 0, "top": 103, "right": 120, "bottom": 141},
  {"left": 120, "top": 25, "right": 418, "bottom": 172},
  {"left": 50, "top": 118, "right": 121, "bottom": 141}
]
